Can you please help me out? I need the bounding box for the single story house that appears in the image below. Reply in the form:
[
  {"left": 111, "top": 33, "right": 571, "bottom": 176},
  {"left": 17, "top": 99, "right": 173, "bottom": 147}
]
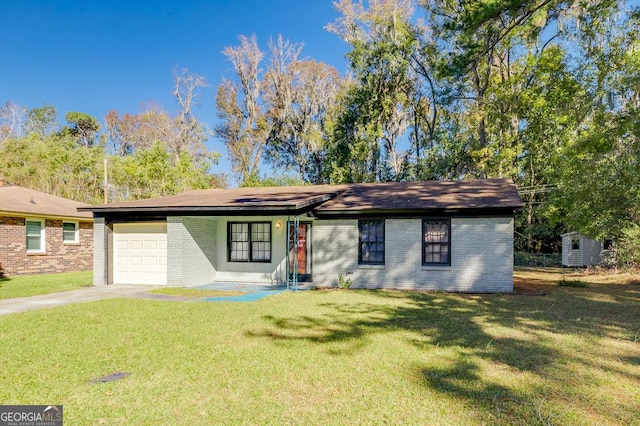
[
  {"left": 80, "top": 179, "right": 523, "bottom": 292},
  {"left": 0, "top": 185, "right": 93, "bottom": 276},
  {"left": 561, "top": 232, "right": 610, "bottom": 267}
]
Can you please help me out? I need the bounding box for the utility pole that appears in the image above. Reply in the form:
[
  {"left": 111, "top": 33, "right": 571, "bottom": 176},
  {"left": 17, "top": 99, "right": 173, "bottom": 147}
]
[{"left": 103, "top": 158, "right": 108, "bottom": 204}]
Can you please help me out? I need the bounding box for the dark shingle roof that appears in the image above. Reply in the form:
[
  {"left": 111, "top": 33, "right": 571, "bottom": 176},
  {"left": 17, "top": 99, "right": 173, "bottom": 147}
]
[
  {"left": 315, "top": 179, "right": 523, "bottom": 213},
  {"left": 0, "top": 185, "right": 92, "bottom": 219},
  {"left": 80, "top": 179, "right": 522, "bottom": 216},
  {"left": 82, "top": 185, "right": 347, "bottom": 213}
]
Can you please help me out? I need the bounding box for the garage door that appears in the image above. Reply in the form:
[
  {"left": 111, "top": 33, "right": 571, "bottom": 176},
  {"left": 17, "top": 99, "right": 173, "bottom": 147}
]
[{"left": 113, "top": 222, "right": 167, "bottom": 285}]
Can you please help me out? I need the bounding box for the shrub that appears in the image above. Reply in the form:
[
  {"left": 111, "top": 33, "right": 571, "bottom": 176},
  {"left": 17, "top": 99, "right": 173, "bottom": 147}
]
[
  {"left": 514, "top": 252, "right": 561, "bottom": 267},
  {"left": 617, "top": 223, "right": 640, "bottom": 269},
  {"left": 558, "top": 276, "right": 588, "bottom": 287},
  {"left": 337, "top": 273, "right": 352, "bottom": 289}
]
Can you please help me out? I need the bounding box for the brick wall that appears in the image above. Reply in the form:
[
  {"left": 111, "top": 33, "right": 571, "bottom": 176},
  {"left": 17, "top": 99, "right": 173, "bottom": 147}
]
[
  {"left": 312, "top": 217, "right": 514, "bottom": 292},
  {"left": 0, "top": 215, "right": 93, "bottom": 276}
]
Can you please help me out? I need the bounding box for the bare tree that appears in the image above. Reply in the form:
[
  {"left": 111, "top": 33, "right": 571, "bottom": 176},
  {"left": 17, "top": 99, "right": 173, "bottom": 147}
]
[
  {"left": 104, "top": 69, "right": 211, "bottom": 162},
  {"left": 172, "top": 68, "right": 211, "bottom": 159},
  {"left": 0, "top": 101, "right": 24, "bottom": 142},
  {"left": 215, "top": 35, "right": 270, "bottom": 183},
  {"left": 104, "top": 105, "right": 173, "bottom": 155}
]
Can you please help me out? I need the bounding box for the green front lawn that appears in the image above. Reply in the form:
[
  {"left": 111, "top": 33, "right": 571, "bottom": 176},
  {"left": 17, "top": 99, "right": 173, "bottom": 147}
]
[
  {"left": 149, "top": 287, "right": 246, "bottom": 298},
  {"left": 0, "top": 269, "right": 638, "bottom": 424},
  {"left": 0, "top": 271, "right": 92, "bottom": 299}
]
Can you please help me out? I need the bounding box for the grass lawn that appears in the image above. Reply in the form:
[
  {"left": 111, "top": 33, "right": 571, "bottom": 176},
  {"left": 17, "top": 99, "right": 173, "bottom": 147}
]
[
  {"left": 0, "top": 271, "right": 92, "bottom": 299},
  {"left": 149, "top": 287, "right": 247, "bottom": 298},
  {"left": 0, "top": 268, "right": 638, "bottom": 425}
]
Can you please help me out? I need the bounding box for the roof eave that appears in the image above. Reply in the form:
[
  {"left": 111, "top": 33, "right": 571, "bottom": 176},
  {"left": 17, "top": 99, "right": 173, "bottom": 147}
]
[
  {"left": 0, "top": 210, "right": 93, "bottom": 221},
  {"left": 314, "top": 206, "right": 523, "bottom": 219}
]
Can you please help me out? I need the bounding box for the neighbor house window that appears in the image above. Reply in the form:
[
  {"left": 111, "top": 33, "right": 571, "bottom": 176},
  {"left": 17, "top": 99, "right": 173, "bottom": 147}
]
[
  {"left": 63, "top": 221, "right": 79, "bottom": 243},
  {"left": 423, "top": 219, "right": 450, "bottom": 266},
  {"left": 228, "top": 222, "right": 271, "bottom": 262},
  {"left": 358, "top": 220, "right": 385, "bottom": 265},
  {"left": 26, "top": 218, "right": 45, "bottom": 252}
]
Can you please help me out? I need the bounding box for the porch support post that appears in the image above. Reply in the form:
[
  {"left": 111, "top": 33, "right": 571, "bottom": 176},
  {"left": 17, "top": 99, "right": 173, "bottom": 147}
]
[
  {"left": 292, "top": 215, "right": 299, "bottom": 291},
  {"left": 286, "top": 216, "right": 290, "bottom": 290}
]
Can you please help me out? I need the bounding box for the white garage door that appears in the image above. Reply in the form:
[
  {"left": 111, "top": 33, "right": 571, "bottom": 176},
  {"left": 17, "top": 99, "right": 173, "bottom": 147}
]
[{"left": 113, "top": 222, "right": 167, "bottom": 285}]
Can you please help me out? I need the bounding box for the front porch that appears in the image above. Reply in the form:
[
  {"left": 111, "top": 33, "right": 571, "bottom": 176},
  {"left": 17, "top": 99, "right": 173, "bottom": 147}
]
[{"left": 167, "top": 215, "right": 314, "bottom": 289}]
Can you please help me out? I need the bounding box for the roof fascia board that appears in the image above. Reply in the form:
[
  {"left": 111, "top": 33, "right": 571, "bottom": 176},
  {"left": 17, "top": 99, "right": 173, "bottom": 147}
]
[
  {"left": 313, "top": 207, "right": 521, "bottom": 219},
  {"left": 0, "top": 211, "right": 93, "bottom": 221}
]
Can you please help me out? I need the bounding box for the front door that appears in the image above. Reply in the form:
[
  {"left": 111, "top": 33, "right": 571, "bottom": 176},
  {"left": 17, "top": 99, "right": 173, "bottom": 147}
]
[{"left": 288, "top": 222, "right": 312, "bottom": 282}]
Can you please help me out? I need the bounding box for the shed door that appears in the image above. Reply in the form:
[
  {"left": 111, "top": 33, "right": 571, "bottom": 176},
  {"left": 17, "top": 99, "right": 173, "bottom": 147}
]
[{"left": 113, "top": 223, "right": 167, "bottom": 285}]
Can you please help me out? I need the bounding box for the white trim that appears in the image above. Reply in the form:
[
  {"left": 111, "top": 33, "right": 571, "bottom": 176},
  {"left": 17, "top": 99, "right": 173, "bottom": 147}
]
[
  {"left": 357, "top": 264, "right": 385, "bottom": 270},
  {"left": 25, "top": 217, "right": 46, "bottom": 253},
  {"left": 422, "top": 267, "right": 452, "bottom": 272},
  {"left": 62, "top": 220, "right": 80, "bottom": 244},
  {"left": 560, "top": 231, "right": 579, "bottom": 237},
  {"left": 0, "top": 211, "right": 92, "bottom": 221}
]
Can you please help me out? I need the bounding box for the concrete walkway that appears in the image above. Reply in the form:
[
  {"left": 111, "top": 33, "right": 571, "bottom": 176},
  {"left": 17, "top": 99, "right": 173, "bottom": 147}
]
[{"left": 0, "top": 285, "right": 159, "bottom": 316}]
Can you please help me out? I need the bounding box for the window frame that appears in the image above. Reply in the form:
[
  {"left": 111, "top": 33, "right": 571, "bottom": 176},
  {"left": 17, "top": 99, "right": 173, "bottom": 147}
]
[
  {"left": 227, "top": 222, "right": 272, "bottom": 263},
  {"left": 422, "top": 219, "right": 451, "bottom": 266},
  {"left": 571, "top": 237, "right": 580, "bottom": 250},
  {"left": 358, "top": 219, "right": 385, "bottom": 265},
  {"left": 62, "top": 221, "right": 79, "bottom": 244},
  {"left": 26, "top": 218, "right": 46, "bottom": 253},
  {"left": 249, "top": 222, "right": 271, "bottom": 262}
]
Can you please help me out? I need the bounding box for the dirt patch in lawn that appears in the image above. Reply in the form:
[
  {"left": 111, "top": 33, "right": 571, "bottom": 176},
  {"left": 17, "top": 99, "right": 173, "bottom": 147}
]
[{"left": 513, "top": 266, "right": 640, "bottom": 295}]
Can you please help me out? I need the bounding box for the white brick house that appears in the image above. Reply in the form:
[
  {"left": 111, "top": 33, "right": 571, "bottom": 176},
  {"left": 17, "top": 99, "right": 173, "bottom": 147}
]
[{"left": 81, "top": 179, "right": 523, "bottom": 292}]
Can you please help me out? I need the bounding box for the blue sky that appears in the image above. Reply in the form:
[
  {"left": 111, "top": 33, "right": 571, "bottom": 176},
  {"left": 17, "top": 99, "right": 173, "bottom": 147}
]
[{"left": 0, "top": 0, "right": 351, "bottom": 178}]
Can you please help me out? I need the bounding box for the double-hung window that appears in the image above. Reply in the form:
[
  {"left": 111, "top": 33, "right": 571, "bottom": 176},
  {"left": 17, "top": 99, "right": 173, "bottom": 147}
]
[
  {"left": 358, "top": 220, "right": 385, "bottom": 265},
  {"left": 423, "top": 219, "right": 450, "bottom": 266},
  {"left": 63, "top": 221, "right": 79, "bottom": 243},
  {"left": 228, "top": 222, "right": 271, "bottom": 262},
  {"left": 250, "top": 223, "right": 271, "bottom": 261},
  {"left": 26, "top": 218, "right": 45, "bottom": 253}
]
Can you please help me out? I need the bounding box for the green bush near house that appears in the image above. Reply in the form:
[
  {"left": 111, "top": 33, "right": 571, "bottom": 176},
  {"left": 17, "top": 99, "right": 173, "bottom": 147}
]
[
  {"left": 337, "top": 273, "right": 352, "bottom": 289},
  {"left": 0, "top": 271, "right": 92, "bottom": 299}
]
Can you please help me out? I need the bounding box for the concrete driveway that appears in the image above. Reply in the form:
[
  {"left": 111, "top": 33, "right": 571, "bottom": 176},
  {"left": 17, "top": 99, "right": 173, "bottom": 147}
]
[{"left": 0, "top": 285, "right": 158, "bottom": 316}]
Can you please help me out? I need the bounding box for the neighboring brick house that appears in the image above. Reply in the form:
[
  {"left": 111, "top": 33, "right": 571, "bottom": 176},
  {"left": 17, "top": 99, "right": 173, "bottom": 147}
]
[
  {"left": 82, "top": 179, "right": 523, "bottom": 292},
  {"left": 0, "top": 185, "right": 93, "bottom": 276}
]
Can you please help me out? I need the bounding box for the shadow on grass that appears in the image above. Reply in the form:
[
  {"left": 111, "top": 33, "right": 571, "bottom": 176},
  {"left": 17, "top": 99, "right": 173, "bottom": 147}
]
[{"left": 247, "top": 285, "right": 640, "bottom": 423}]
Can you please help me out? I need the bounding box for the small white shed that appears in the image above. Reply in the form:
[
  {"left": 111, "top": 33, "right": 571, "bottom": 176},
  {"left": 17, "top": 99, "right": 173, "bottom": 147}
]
[{"left": 561, "top": 232, "right": 603, "bottom": 267}]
